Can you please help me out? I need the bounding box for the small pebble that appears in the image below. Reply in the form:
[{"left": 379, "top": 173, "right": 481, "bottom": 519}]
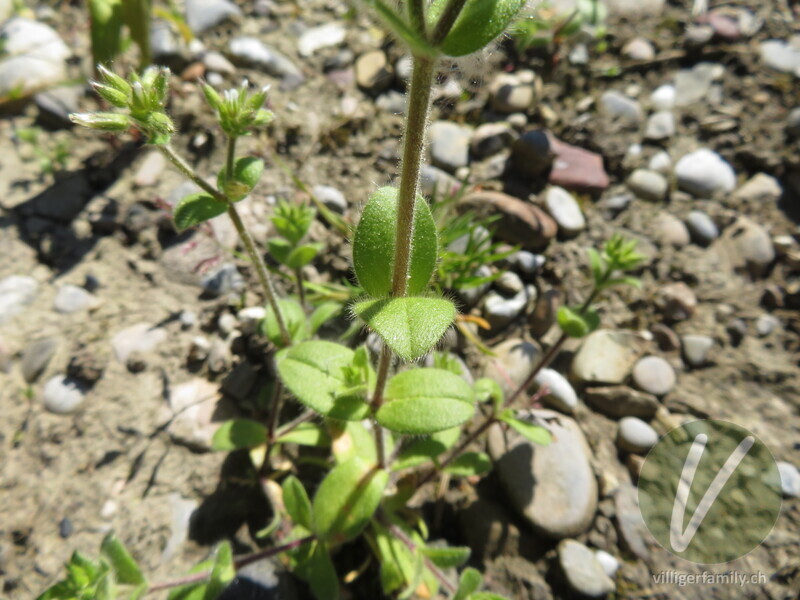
[
  {"left": 180, "top": 310, "right": 197, "bottom": 330},
  {"left": 558, "top": 539, "right": 615, "bottom": 597},
  {"left": 495, "top": 271, "right": 524, "bottom": 295},
  {"left": 648, "top": 151, "right": 672, "bottom": 174},
  {"left": 544, "top": 186, "right": 586, "bottom": 236},
  {"left": 43, "top": 375, "right": 86, "bottom": 414},
  {"left": 617, "top": 417, "right": 659, "bottom": 454},
  {"left": 755, "top": 314, "right": 779, "bottom": 337},
  {"left": 627, "top": 169, "right": 668, "bottom": 201},
  {"left": 355, "top": 50, "right": 392, "bottom": 94},
  {"left": 312, "top": 185, "right": 347, "bottom": 214},
  {"left": 631, "top": 355, "right": 676, "bottom": 396},
  {"left": 622, "top": 37, "right": 655, "bottom": 61},
  {"left": 644, "top": 111, "right": 675, "bottom": 140},
  {"left": 686, "top": 211, "right": 719, "bottom": 246},
  {"left": 59, "top": 518, "right": 73, "bottom": 538},
  {"left": 726, "top": 319, "right": 747, "bottom": 346},
  {"left": 675, "top": 149, "right": 736, "bottom": 198},
  {"left": 655, "top": 282, "right": 697, "bottom": 322},
  {"left": 594, "top": 550, "right": 620, "bottom": 577},
  {"left": 21, "top": 337, "right": 58, "bottom": 384},
  {"left": 654, "top": 213, "right": 690, "bottom": 248},
  {"left": 600, "top": 90, "right": 643, "bottom": 124},
  {"left": 682, "top": 335, "right": 714, "bottom": 367},
  {"left": 650, "top": 84, "right": 676, "bottom": 111},
  {"left": 777, "top": 462, "right": 800, "bottom": 498},
  {"left": 217, "top": 313, "right": 238, "bottom": 336}
]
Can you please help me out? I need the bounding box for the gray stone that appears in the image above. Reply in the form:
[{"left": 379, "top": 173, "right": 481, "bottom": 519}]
[
  {"left": 734, "top": 173, "right": 782, "bottom": 202},
  {"left": 420, "top": 165, "right": 460, "bottom": 198},
  {"left": 622, "top": 37, "right": 655, "bottom": 61},
  {"left": 674, "top": 63, "right": 724, "bottom": 106},
  {"left": 43, "top": 375, "right": 86, "bottom": 414},
  {"left": 558, "top": 540, "right": 615, "bottom": 598},
  {"left": 217, "top": 312, "right": 237, "bottom": 336},
  {"left": 716, "top": 217, "right": 775, "bottom": 277},
  {"left": 202, "top": 50, "right": 236, "bottom": 74},
  {"left": 675, "top": 149, "right": 735, "bottom": 198},
  {"left": 777, "top": 462, "right": 800, "bottom": 498},
  {"left": 788, "top": 107, "right": 800, "bottom": 138},
  {"left": 644, "top": 111, "right": 675, "bottom": 140},
  {"left": 544, "top": 186, "right": 585, "bottom": 236},
  {"left": 655, "top": 282, "right": 697, "bottom": 321},
  {"left": 529, "top": 289, "right": 560, "bottom": 337},
  {"left": 34, "top": 86, "right": 82, "bottom": 129},
  {"left": 298, "top": 22, "right": 345, "bottom": 57},
  {"left": 470, "top": 122, "right": 516, "bottom": 159},
  {"left": 584, "top": 386, "right": 660, "bottom": 419},
  {"left": 508, "top": 250, "right": 545, "bottom": 275},
  {"left": 311, "top": 185, "right": 347, "bottom": 214},
  {"left": 755, "top": 314, "right": 779, "bottom": 337},
  {"left": 202, "top": 263, "right": 244, "bottom": 297},
  {"left": 653, "top": 213, "right": 690, "bottom": 248},
  {"left": 483, "top": 288, "right": 530, "bottom": 330},
  {"left": 617, "top": 417, "right": 658, "bottom": 454},
  {"left": 166, "top": 378, "right": 229, "bottom": 450},
  {"left": 449, "top": 226, "right": 490, "bottom": 255},
  {"left": 54, "top": 284, "right": 98, "bottom": 314},
  {"left": 571, "top": 330, "right": 641, "bottom": 385},
  {"left": 650, "top": 84, "right": 676, "bottom": 111},
  {"left": 605, "top": 0, "right": 664, "bottom": 16},
  {"left": 134, "top": 151, "right": 167, "bottom": 188},
  {"left": 511, "top": 129, "right": 554, "bottom": 178},
  {"left": 429, "top": 121, "right": 472, "bottom": 172},
  {"left": 457, "top": 265, "right": 492, "bottom": 308},
  {"left": 488, "top": 410, "right": 598, "bottom": 539},
  {"left": 229, "top": 37, "right": 304, "bottom": 86},
  {"left": 151, "top": 20, "right": 185, "bottom": 65},
  {"left": 594, "top": 550, "right": 620, "bottom": 577},
  {"left": 615, "top": 483, "right": 650, "bottom": 559},
  {"left": 599, "top": 90, "right": 643, "bottom": 124},
  {"left": 568, "top": 44, "right": 589, "bottom": 65},
  {"left": 495, "top": 271, "right": 524, "bottom": 295},
  {"left": 759, "top": 39, "right": 800, "bottom": 76},
  {"left": 207, "top": 339, "right": 232, "bottom": 374},
  {"left": 483, "top": 338, "right": 541, "bottom": 397},
  {"left": 354, "top": 50, "right": 392, "bottom": 95},
  {"left": 0, "top": 18, "right": 70, "bottom": 99},
  {"left": 0, "top": 275, "right": 38, "bottom": 324},
  {"left": 490, "top": 73, "right": 534, "bottom": 114},
  {"left": 686, "top": 210, "right": 719, "bottom": 246},
  {"left": 21, "top": 338, "right": 58, "bottom": 384},
  {"left": 627, "top": 169, "right": 668, "bottom": 201},
  {"left": 111, "top": 323, "right": 167, "bottom": 364},
  {"left": 681, "top": 334, "right": 714, "bottom": 367},
  {"left": 632, "top": 356, "right": 675, "bottom": 396},
  {"left": 375, "top": 90, "right": 406, "bottom": 113},
  {"left": 533, "top": 368, "right": 578, "bottom": 414},
  {"left": 648, "top": 151, "right": 672, "bottom": 174},
  {"left": 185, "top": 0, "right": 241, "bottom": 33}
]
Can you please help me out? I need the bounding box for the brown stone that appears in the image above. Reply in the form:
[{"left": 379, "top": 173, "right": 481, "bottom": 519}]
[{"left": 459, "top": 191, "right": 557, "bottom": 251}]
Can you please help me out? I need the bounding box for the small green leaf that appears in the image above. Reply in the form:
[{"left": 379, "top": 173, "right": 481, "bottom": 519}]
[
  {"left": 443, "top": 452, "right": 491, "bottom": 477},
  {"left": 271, "top": 242, "right": 322, "bottom": 270},
  {"left": 598, "top": 276, "right": 642, "bottom": 291},
  {"left": 377, "top": 368, "right": 474, "bottom": 435},
  {"left": 263, "top": 298, "right": 308, "bottom": 347},
  {"left": 283, "top": 475, "right": 313, "bottom": 530},
  {"left": 211, "top": 419, "right": 268, "bottom": 451},
  {"left": 353, "top": 296, "right": 456, "bottom": 361},
  {"left": 312, "top": 456, "right": 388, "bottom": 543},
  {"left": 394, "top": 426, "right": 461, "bottom": 470},
  {"left": 295, "top": 543, "right": 339, "bottom": 600},
  {"left": 310, "top": 302, "right": 342, "bottom": 334},
  {"left": 454, "top": 568, "right": 483, "bottom": 600},
  {"left": 420, "top": 545, "right": 471, "bottom": 568},
  {"left": 586, "top": 247, "right": 605, "bottom": 283},
  {"left": 100, "top": 532, "right": 145, "bottom": 586},
  {"left": 353, "top": 187, "right": 438, "bottom": 298},
  {"left": 277, "top": 422, "right": 331, "bottom": 447},
  {"left": 276, "top": 341, "right": 371, "bottom": 420},
  {"left": 429, "top": 0, "right": 527, "bottom": 57},
  {"left": 474, "top": 378, "right": 504, "bottom": 410},
  {"left": 372, "top": 522, "right": 414, "bottom": 594},
  {"left": 556, "top": 306, "right": 600, "bottom": 338},
  {"left": 204, "top": 542, "right": 235, "bottom": 600},
  {"left": 218, "top": 157, "right": 264, "bottom": 201},
  {"left": 498, "top": 410, "right": 551, "bottom": 445},
  {"left": 173, "top": 193, "right": 227, "bottom": 232}
]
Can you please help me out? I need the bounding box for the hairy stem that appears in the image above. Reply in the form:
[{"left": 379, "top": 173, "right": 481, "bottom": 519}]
[
  {"left": 294, "top": 267, "right": 307, "bottom": 311},
  {"left": 430, "top": 0, "right": 468, "bottom": 46},
  {"left": 388, "top": 523, "right": 457, "bottom": 594},
  {"left": 371, "top": 344, "right": 393, "bottom": 468},
  {"left": 145, "top": 535, "right": 315, "bottom": 594},
  {"left": 158, "top": 143, "right": 291, "bottom": 345},
  {"left": 390, "top": 54, "right": 435, "bottom": 297},
  {"left": 408, "top": 0, "right": 426, "bottom": 34}
]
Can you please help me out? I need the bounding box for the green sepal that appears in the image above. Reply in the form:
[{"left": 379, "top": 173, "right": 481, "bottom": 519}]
[{"left": 353, "top": 296, "right": 456, "bottom": 361}]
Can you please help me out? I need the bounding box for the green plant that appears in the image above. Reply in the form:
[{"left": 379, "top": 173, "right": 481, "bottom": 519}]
[
  {"left": 55, "top": 2, "right": 645, "bottom": 599},
  {"left": 89, "top": 0, "right": 152, "bottom": 69},
  {"left": 15, "top": 126, "right": 70, "bottom": 177},
  {"left": 511, "top": 0, "right": 607, "bottom": 54}
]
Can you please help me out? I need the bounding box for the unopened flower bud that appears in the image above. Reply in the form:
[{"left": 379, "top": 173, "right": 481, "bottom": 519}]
[
  {"left": 97, "top": 65, "right": 131, "bottom": 96},
  {"left": 91, "top": 82, "right": 129, "bottom": 108},
  {"left": 70, "top": 112, "right": 131, "bottom": 131}
]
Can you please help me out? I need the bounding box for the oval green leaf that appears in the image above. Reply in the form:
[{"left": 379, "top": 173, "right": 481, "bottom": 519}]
[
  {"left": 352, "top": 187, "right": 438, "bottom": 298},
  {"left": 312, "top": 456, "right": 388, "bottom": 543},
  {"left": 419, "top": 545, "right": 471, "bottom": 568},
  {"left": 429, "top": 0, "right": 527, "bottom": 57},
  {"left": 276, "top": 341, "right": 371, "bottom": 420},
  {"left": 173, "top": 193, "right": 227, "bottom": 232},
  {"left": 282, "top": 475, "right": 313, "bottom": 530},
  {"left": 377, "top": 368, "right": 474, "bottom": 435},
  {"left": 262, "top": 298, "right": 308, "bottom": 347},
  {"left": 211, "top": 419, "right": 268, "bottom": 451},
  {"left": 499, "top": 410, "right": 552, "bottom": 445},
  {"left": 556, "top": 306, "right": 600, "bottom": 338},
  {"left": 353, "top": 296, "right": 455, "bottom": 361}
]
